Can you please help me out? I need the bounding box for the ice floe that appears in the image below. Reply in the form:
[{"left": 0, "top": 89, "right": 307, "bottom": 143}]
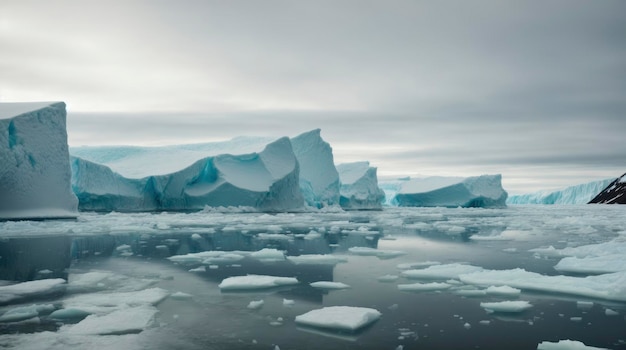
[
  {"left": 480, "top": 301, "right": 533, "bottom": 313},
  {"left": 536, "top": 339, "right": 609, "bottom": 350},
  {"left": 310, "top": 281, "right": 351, "bottom": 290},
  {"left": 397, "top": 282, "right": 452, "bottom": 292},
  {"left": 295, "top": 306, "right": 381, "bottom": 331},
  {"left": 218, "top": 275, "right": 299, "bottom": 290},
  {"left": 348, "top": 247, "right": 407, "bottom": 259},
  {"left": 0, "top": 278, "right": 66, "bottom": 304},
  {"left": 401, "top": 263, "right": 483, "bottom": 280},
  {"left": 62, "top": 306, "right": 158, "bottom": 335},
  {"left": 485, "top": 285, "right": 521, "bottom": 297},
  {"left": 286, "top": 254, "right": 348, "bottom": 265}
]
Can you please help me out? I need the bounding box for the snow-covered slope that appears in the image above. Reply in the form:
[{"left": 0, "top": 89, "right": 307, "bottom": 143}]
[
  {"left": 290, "top": 129, "right": 340, "bottom": 208},
  {"left": 507, "top": 178, "right": 614, "bottom": 205},
  {"left": 336, "top": 161, "right": 384, "bottom": 210},
  {"left": 589, "top": 173, "right": 626, "bottom": 204},
  {"left": 0, "top": 102, "right": 78, "bottom": 220},
  {"left": 393, "top": 175, "right": 507, "bottom": 208},
  {"left": 71, "top": 137, "right": 304, "bottom": 212}
]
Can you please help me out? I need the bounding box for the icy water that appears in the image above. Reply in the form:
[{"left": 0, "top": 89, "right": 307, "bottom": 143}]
[{"left": 1, "top": 206, "right": 626, "bottom": 349}]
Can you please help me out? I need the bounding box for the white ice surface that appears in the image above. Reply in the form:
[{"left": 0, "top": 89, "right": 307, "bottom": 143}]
[
  {"left": 507, "top": 178, "right": 614, "bottom": 205},
  {"left": 310, "top": 281, "right": 351, "bottom": 289},
  {"left": 62, "top": 306, "right": 158, "bottom": 335},
  {"left": 485, "top": 285, "right": 521, "bottom": 296},
  {"left": 536, "top": 339, "right": 610, "bottom": 350},
  {"left": 336, "top": 162, "right": 385, "bottom": 210},
  {"left": 287, "top": 254, "right": 348, "bottom": 265},
  {"left": 401, "top": 264, "right": 484, "bottom": 280},
  {"left": 397, "top": 282, "right": 452, "bottom": 291},
  {"left": 480, "top": 300, "right": 533, "bottom": 313},
  {"left": 61, "top": 288, "right": 169, "bottom": 315},
  {"left": 0, "top": 279, "right": 66, "bottom": 304},
  {"left": 294, "top": 306, "right": 382, "bottom": 331},
  {"left": 218, "top": 275, "right": 299, "bottom": 290}
]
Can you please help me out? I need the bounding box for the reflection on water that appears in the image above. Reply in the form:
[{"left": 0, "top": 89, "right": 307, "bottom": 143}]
[{"left": 0, "top": 207, "right": 625, "bottom": 349}]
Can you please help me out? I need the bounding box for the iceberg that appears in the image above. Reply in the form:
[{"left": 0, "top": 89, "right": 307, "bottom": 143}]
[
  {"left": 536, "top": 340, "right": 610, "bottom": 350},
  {"left": 218, "top": 275, "right": 299, "bottom": 290},
  {"left": 290, "top": 129, "right": 340, "bottom": 208},
  {"left": 393, "top": 175, "right": 507, "bottom": 208},
  {"left": 336, "top": 162, "right": 385, "bottom": 210},
  {"left": 71, "top": 137, "right": 304, "bottom": 212},
  {"left": 589, "top": 172, "right": 626, "bottom": 204},
  {"left": 0, "top": 102, "right": 78, "bottom": 220},
  {"left": 479, "top": 301, "right": 533, "bottom": 313},
  {"left": 507, "top": 178, "right": 614, "bottom": 205}
]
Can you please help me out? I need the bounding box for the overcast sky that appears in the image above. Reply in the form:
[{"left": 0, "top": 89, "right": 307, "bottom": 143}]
[{"left": 1, "top": 0, "right": 625, "bottom": 194}]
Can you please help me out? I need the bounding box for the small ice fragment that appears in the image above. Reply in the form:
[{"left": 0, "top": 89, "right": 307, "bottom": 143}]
[
  {"left": 209, "top": 265, "right": 219, "bottom": 269},
  {"left": 295, "top": 306, "right": 381, "bottom": 331},
  {"left": 191, "top": 233, "right": 202, "bottom": 240},
  {"left": 398, "top": 282, "right": 451, "bottom": 292},
  {"left": 479, "top": 320, "right": 490, "bottom": 326},
  {"left": 247, "top": 300, "right": 264, "bottom": 310},
  {"left": 485, "top": 285, "right": 521, "bottom": 297},
  {"left": 310, "top": 281, "right": 350, "bottom": 289},
  {"left": 170, "top": 292, "right": 193, "bottom": 300},
  {"left": 463, "top": 322, "right": 471, "bottom": 329},
  {"left": 605, "top": 308, "right": 619, "bottom": 316},
  {"left": 570, "top": 317, "right": 582, "bottom": 322},
  {"left": 218, "top": 275, "right": 298, "bottom": 290},
  {"left": 480, "top": 301, "right": 533, "bottom": 313},
  {"left": 576, "top": 301, "right": 594, "bottom": 310},
  {"left": 189, "top": 266, "right": 206, "bottom": 273},
  {"left": 283, "top": 299, "right": 295, "bottom": 307}
]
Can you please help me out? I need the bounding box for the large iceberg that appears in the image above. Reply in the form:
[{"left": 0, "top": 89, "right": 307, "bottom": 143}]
[
  {"left": 589, "top": 173, "right": 626, "bottom": 204},
  {"left": 290, "top": 129, "right": 340, "bottom": 208},
  {"left": 71, "top": 137, "right": 304, "bottom": 212},
  {"left": 507, "top": 178, "right": 614, "bottom": 205},
  {"left": 336, "top": 161, "right": 385, "bottom": 210},
  {"left": 70, "top": 129, "right": 341, "bottom": 212},
  {"left": 0, "top": 102, "right": 78, "bottom": 220},
  {"left": 393, "top": 175, "right": 507, "bottom": 208}
]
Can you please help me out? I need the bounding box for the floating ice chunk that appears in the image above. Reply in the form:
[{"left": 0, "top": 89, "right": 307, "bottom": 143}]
[
  {"left": 218, "top": 275, "right": 299, "bottom": 290},
  {"left": 310, "top": 281, "right": 351, "bottom": 290},
  {"left": 397, "top": 261, "right": 441, "bottom": 270},
  {"left": 203, "top": 253, "right": 245, "bottom": 265},
  {"left": 283, "top": 299, "right": 295, "bottom": 307},
  {"left": 49, "top": 308, "right": 91, "bottom": 320},
  {"left": 453, "top": 288, "right": 488, "bottom": 297},
  {"left": 604, "top": 308, "right": 619, "bottom": 316},
  {"left": 536, "top": 339, "right": 609, "bottom": 350},
  {"left": 398, "top": 282, "right": 451, "bottom": 292},
  {"left": 62, "top": 288, "right": 169, "bottom": 315},
  {"left": 247, "top": 300, "right": 264, "bottom": 309},
  {"left": 480, "top": 301, "right": 533, "bottom": 313},
  {"left": 0, "top": 304, "right": 55, "bottom": 323},
  {"left": 485, "top": 285, "right": 521, "bottom": 297},
  {"left": 170, "top": 292, "right": 193, "bottom": 300},
  {"left": 463, "top": 322, "right": 471, "bottom": 329},
  {"left": 460, "top": 268, "right": 626, "bottom": 302},
  {"left": 295, "top": 306, "right": 381, "bottom": 331},
  {"left": 377, "top": 275, "right": 399, "bottom": 282},
  {"left": 555, "top": 255, "right": 626, "bottom": 274},
  {"left": 0, "top": 278, "right": 66, "bottom": 304},
  {"left": 402, "top": 264, "right": 483, "bottom": 280},
  {"left": 348, "top": 247, "right": 406, "bottom": 259},
  {"left": 570, "top": 317, "right": 582, "bottom": 322},
  {"left": 63, "top": 306, "right": 158, "bottom": 335},
  {"left": 576, "top": 301, "right": 594, "bottom": 310},
  {"left": 189, "top": 266, "right": 206, "bottom": 273},
  {"left": 67, "top": 271, "right": 115, "bottom": 293},
  {"left": 287, "top": 254, "right": 348, "bottom": 265},
  {"left": 250, "top": 248, "right": 285, "bottom": 261}
]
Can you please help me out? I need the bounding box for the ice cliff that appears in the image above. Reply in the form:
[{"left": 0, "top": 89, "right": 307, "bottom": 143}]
[
  {"left": 290, "top": 129, "right": 340, "bottom": 208},
  {"left": 393, "top": 175, "right": 507, "bottom": 208},
  {"left": 0, "top": 102, "right": 78, "bottom": 220},
  {"left": 508, "top": 178, "right": 614, "bottom": 205},
  {"left": 589, "top": 173, "right": 626, "bottom": 204},
  {"left": 336, "top": 162, "right": 384, "bottom": 210},
  {"left": 71, "top": 137, "right": 304, "bottom": 212}
]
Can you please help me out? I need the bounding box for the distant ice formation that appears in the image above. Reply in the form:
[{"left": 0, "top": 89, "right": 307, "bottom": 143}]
[
  {"left": 508, "top": 178, "right": 614, "bottom": 205},
  {"left": 588, "top": 173, "right": 626, "bottom": 204},
  {"left": 336, "top": 161, "right": 385, "bottom": 210},
  {"left": 0, "top": 102, "right": 78, "bottom": 220},
  {"left": 393, "top": 175, "right": 507, "bottom": 208}
]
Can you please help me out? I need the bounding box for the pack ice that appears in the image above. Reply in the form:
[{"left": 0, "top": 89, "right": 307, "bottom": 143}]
[
  {"left": 336, "top": 162, "right": 385, "bottom": 210},
  {"left": 70, "top": 129, "right": 342, "bottom": 211},
  {"left": 0, "top": 102, "right": 78, "bottom": 220},
  {"left": 507, "top": 178, "right": 613, "bottom": 205},
  {"left": 393, "top": 175, "right": 507, "bottom": 208}
]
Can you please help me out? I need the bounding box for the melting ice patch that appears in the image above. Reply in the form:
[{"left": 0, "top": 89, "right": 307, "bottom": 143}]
[
  {"left": 398, "top": 282, "right": 452, "bottom": 292},
  {"left": 295, "top": 306, "right": 381, "bottom": 331},
  {"left": 480, "top": 301, "right": 533, "bottom": 313},
  {"left": 310, "top": 281, "right": 351, "bottom": 290},
  {"left": 0, "top": 279, "right": 66, "bottom": 304},
  {"left": 536, "top": 339, "right": 610, "bottom": 350},
  {"left": 401, "top": 263, "right": 484, "bottom": 280}
]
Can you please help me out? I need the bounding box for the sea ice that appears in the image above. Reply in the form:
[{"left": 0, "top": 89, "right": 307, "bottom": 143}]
[
  {"left": 295, "top": 306, "right": 382, "bottom": 331},
  {"left": 336, "top": 161, "right": 385, "bottom": 210},
  {"left": 348, "top": 247, "right": 406, "bottom": 259},
  {"left": 393, "top": 175, "right": 507, "bottom": 208},
  {"left": 218, "top": 275, "right": 299, "bottom": 290},
  {"left": 480, "top": 301, "right": 533, "bottom": 313},
  {"left": 247, "top": 300, "right": 264, "bottom": 310},
  {"left": 536, "top": 339, "right": 609, "bottom": 350},
  {"left": 401, "top": 263, "right": 484, "bottom": 280},
  {"left": 61, "top": 288, "right": 169, "bottom": 315},
  {"left": 0, "top": 278, "right": 66, "bottom": 304},
  {"left": 0, "top": 102, "right": 78, "bottom": 220},
  {"left": 0, "top": 304, "right": 55, "bottom": 323},
  {"left": 63, "top": 306, "right": 158, "bottom": 335},
  {"left": 397, "top": 282, "right": 452, "bottom": 292},
  {"left": 485, "top": 285, "right": 522, "bottom": 296},
  {"left": 287, "top": 254, "right": 348, "bottom": 265},
  {"left": 310, "top": 281, "right": 351, "bottom": 289}
]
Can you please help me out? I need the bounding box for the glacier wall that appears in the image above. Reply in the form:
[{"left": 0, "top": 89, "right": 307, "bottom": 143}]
[
  {"left": 508, "top": 178, "right": 614, "bottom": 205},
  {"left": 0, "top": 102, "right": 78, "bottom": 220},
  {"left": 285, "top": 129, "right": 340, "bottom": 209},
  {"left": 588, "top": 174, "right": 626, "bottom": 204},
  {"left": 393, "top": 174, "right": 507, "bottom": 208},
  {"left": 71, "top": 137, "right": 304, "bottom": 212},
  {"left": 337, "top": 162, "right": 385, "bottom": 210}
]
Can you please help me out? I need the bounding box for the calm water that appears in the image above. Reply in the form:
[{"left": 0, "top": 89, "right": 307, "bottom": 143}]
[{"left": 1, "top": 206, "right": 625, "bottom": 349}]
